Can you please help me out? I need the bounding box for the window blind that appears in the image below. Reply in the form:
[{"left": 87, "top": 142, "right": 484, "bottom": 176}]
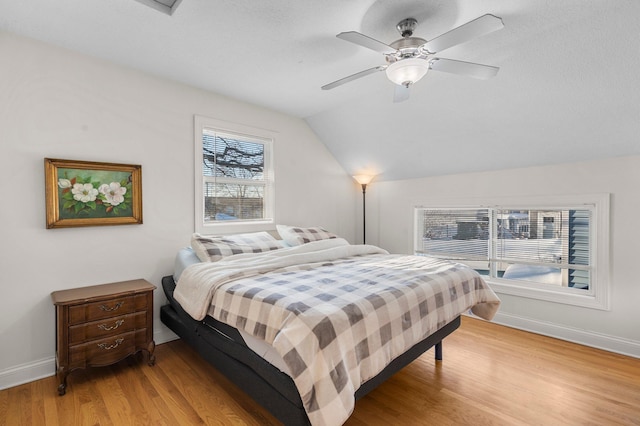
[
  {"left": 417, "top": 208, "right": 489, "bottom": 260},
  {"left": 201, "top": 130, "right": 268, "bottom": 222},
  {"left": 417, "top": 206, "right": 592, "bottom": 290}
]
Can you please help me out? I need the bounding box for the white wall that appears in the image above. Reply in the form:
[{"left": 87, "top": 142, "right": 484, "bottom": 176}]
[
  {"left": 0, "top": 31, "right": 356, "bottom": 388},
  {"left": 364, "top": 156, "right": 640, "bottom": 357}
]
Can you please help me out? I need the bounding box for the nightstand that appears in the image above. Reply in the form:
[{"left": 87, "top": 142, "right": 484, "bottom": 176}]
[{"left": 51, "top": 279, "right": 156, "bottom": 395}]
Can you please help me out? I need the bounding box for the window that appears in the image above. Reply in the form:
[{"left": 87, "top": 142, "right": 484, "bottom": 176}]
[
  {"left": 194, "top": 116, "right": 274, "bottom": 234},
  {"left": 414, "top": 194, "right": 610, "bottom": 309}
]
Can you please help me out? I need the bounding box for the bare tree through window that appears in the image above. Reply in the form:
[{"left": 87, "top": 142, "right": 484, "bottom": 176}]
[{"left": 202, "top": 132, "right": 266, "bottom": 221}]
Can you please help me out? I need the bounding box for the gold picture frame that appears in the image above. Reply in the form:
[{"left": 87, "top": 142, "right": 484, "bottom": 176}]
[{"left": 45, "top": 158, "right": 143, "bottom": 229}]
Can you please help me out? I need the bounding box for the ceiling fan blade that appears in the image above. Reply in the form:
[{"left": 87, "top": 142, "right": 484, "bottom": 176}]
[
  {"left": 393, "top": 84, "right": 410, "bottom": 103},
  {"left": 321, "top": 66, "right": 386, "bottom": 90},
  {"left": 429, "top": 57, "right": 499, "bottom": 79},
  {"left": 423, "top": 14, "right": 504, "bottom": 54},
  {"left": 337, "top": 31, "right": 397, "bottom": 54}
]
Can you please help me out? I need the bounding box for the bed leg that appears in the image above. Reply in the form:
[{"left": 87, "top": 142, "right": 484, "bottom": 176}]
[{"left": 435, "top": 341, "right": 443, "bottom": 361}]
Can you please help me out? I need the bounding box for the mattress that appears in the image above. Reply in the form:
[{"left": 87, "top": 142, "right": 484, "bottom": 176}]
[{"left": 173, "top": 247, "right": 291, "bottom": 374}]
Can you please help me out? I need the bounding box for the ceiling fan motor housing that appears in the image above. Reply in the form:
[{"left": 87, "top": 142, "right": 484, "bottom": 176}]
[
  {"left": 386, "top": 18, "right": 428, "bottom": 64},
  {"left": 387, "top": 37, "right": 428, "bottom": 64},
  {"left": 396, "top": 18, "right": 418, "bottom": 37}
]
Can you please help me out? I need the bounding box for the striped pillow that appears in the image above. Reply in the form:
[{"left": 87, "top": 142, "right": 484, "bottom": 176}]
[
  {"left": 276, "top": 225, "right": 338, "bottom": 246},
  {"left": 191, "top": 232, "right": 284, "bottom": 262}
]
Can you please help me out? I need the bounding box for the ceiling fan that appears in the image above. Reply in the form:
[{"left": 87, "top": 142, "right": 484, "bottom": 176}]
[{"left": 321, "top": 14, "right": 504, "bottom": 102}]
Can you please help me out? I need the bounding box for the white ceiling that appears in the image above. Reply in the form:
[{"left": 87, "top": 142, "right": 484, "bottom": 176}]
[{"left": 2, "top": 0, "right": 639, "bottom": 180}]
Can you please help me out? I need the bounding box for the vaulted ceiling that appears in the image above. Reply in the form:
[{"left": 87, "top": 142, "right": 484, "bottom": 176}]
[{"left": 2, "top": 0, "right": 639, "bottom": 180}]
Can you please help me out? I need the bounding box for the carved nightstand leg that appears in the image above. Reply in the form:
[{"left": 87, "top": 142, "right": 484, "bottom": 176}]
[
  {"left": 147, "top": 340, "right": 156, "bottom": 366},
  {"left": 57, "top": 369, "right": 69, "bottom": 396}
]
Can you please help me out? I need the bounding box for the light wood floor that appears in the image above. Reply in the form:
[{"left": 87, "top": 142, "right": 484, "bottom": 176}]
[{"left": 1, "top": 317, "right": 639, "bottom": 425}]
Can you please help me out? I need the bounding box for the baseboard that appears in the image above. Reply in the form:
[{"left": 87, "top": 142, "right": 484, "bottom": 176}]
[
  {"left": 0, "top": 357, "right": 56, "bottom": 391},
  {"left": 489, "top": 311, "right": 640, "bottom": 358},
  {"left": 0, "top": 328, "right": 180, "bottom": 391}
]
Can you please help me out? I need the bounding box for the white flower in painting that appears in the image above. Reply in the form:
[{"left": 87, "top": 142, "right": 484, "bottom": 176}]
[
  {"left": 58, "top": 178, "right": 72, "bottom": 189},
  {"left": 99, "top": 182, "right": 127, "bottom": 206},
  {"left": 72, "top": 183, "right": 98, "bottom": 203}
]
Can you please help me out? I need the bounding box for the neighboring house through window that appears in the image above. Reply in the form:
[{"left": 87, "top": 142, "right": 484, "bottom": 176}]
[{"left": 414, "top": 194, "right": 610, "bottom": 309}]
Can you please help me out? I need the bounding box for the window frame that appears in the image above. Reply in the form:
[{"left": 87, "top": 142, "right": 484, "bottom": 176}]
[
  {"left": 194, "top": 115, "right": 275, "bottom": 235},
  {"left": 413, "top": 193, "right": 610, "bottom": 310}
]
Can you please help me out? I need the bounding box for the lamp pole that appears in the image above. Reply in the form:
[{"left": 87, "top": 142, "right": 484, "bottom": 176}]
[
  {"left": 361, "top": 183, "right": 367, "bottom": 245},
  {"left": 353, "top": 174, "right": 374, "bottom": 245}
]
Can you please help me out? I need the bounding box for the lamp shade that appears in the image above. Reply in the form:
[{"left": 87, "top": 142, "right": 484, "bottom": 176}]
[
  {"left": 353, "top": 175, "right": 374, "bottom": 185},
  {"left": 385, "top": 58, "right": 429, "bottom": 86}
]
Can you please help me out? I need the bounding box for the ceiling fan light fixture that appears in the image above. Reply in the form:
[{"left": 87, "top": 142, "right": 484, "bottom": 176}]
[{"left": 385, "top": 58, "right": 429, "bottom": 86}]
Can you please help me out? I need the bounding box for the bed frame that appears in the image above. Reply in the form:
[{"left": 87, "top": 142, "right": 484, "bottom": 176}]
[{"left": 160, "top": 275, "right": 461, "bottom": 425}]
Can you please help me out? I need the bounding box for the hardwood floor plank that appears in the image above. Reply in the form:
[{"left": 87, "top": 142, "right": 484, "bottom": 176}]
[
  {"left": 1, "top": 316, "right": 638, "bottom": 425},
  {"left": 115, "top": 359, "right": 172, "bottom": 425},
  {"left": 157, "top": 343, "right": 241, "bottom": 425},
  {"left": 29, "top": 378, "right": 46, "bottom": 426},
  {"left": 167, "top": 341, "right": 279, "bottom": 425},
  {"left": 95, "top": 364, "right": 135, "bottom": 425},
  {"left": 139, "top": 359, "right": 193, "bottom": 425},
  {"left": 140, "top": 348, "right": 207, "bottom": 425},
  {"left": 4, "top": 384, "right": 31, "bottom": 426},
  {"left": 32, "top": 377, "right": 59, "bottom": 426}
]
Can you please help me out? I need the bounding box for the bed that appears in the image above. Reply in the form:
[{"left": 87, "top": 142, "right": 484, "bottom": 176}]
[{"left": 160, "top": 227, "right": 500, "bottom": 425}]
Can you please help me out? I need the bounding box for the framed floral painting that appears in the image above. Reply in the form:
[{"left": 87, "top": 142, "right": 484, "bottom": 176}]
[{"left": 44, "top": 158, "right": 143, "bottom": 228}]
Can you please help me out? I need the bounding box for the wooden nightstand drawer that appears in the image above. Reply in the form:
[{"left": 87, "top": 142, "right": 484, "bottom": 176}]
[
  {"left": 68, "top": 293, "right": 147, "bottom": 325},
  {"left": 69, "top": 329, "right": 147, "bottom": 367},
  {"left": 68, "top": 311, "right": 146, "bottom": 345},
  {"left": 52, "top": 279, "right": 156, "bottom": 396}
]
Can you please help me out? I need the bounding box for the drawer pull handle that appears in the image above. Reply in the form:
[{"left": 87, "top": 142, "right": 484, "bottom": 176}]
[
  {"left": 97, "top": 319, "right": 125, "bottom": 331},
  {"left": 99, "top": 301, "right": 124, "bottom": 312},
  {"left": 97, "top": 338, "right": 124, "bottom": 350}
]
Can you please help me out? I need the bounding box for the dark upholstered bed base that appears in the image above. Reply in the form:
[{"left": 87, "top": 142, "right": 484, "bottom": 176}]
[{"left": 160, "top": 275, "right": 461, "bottom": 425}]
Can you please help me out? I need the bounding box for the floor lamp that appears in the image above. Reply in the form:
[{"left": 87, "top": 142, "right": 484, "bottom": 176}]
[{"left": 353, "top": 175, "right": 374, "bottom": 244}]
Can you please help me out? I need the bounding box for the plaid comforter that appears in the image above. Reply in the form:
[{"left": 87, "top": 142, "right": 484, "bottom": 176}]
[{"left": 176, "top": 239, "right": 500, "bottom": 426}]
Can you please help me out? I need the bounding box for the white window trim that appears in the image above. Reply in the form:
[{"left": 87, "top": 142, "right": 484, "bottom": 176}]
[
  {"left": 413, "top": 193, "right": 610, "bottom": 310},
  {"left": 194, "top": 115, "right": 276, "bottom": 235}
]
